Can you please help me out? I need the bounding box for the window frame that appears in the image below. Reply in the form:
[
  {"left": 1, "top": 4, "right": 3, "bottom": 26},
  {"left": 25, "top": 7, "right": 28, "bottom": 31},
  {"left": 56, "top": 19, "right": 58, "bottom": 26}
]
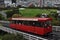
[
  {"left": 44, "top": 20, "right": 52, "bottom": 28},
  {"left": 11, "top": 20, "right": 44, "bottom": 27}
]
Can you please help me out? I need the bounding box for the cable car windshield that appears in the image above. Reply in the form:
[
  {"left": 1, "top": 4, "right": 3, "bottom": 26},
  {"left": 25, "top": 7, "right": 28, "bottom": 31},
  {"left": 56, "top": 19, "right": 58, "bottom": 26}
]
[{"left": 44, "top": 21, "right": 52, "bottom": 27}]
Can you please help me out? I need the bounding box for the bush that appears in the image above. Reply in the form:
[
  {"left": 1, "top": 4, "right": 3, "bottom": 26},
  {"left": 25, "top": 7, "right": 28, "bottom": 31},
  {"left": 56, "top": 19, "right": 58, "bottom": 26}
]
[
  {"left": 35, "top": 14, "right": 42, "bottom": 17},
  {"left": 0, "top": 14, "right": 5, "bottom": 20},
  {"left": 12, "top": 14, "right": 22, "bottom": 18},
  {"left": 5, "top": 9, "right": 21, "bottom": 18},
  {"left": 2, "top": 34, "right": 27, "bottom": 40}
]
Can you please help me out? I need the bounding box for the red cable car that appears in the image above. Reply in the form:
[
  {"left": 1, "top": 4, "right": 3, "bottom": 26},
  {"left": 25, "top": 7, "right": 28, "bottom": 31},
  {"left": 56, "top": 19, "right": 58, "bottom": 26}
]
[{"left": 9, "top": 18, "right": 52, "bottom": 35}]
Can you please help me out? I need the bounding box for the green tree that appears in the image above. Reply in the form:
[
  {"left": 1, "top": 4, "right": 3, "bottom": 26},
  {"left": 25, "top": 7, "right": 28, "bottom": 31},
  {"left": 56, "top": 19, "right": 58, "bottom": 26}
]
[
  {"left": 0, "top": 14, "right": 5, "bottom": 20},
  {"left": 5, "top": 9, "right": 21, "bottom": 18}
]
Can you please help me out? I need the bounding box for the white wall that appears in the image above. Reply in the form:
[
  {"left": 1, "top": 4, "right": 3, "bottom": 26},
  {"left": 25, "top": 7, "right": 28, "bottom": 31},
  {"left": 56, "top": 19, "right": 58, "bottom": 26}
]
[
  {"left": 16, "top": 0, "right": 43, "bottom": 7},
  {"left": 44, "top": 0, "right": 60, "bottom": 7},
  {"left": 4, "top": 0, "right": 43, "bottom": 7},
  {"left": 4, "top": 0, "right": 12, "bottom": 7},
  {"left": 4, "top": 0, "right": 60, "bottom": 7}
]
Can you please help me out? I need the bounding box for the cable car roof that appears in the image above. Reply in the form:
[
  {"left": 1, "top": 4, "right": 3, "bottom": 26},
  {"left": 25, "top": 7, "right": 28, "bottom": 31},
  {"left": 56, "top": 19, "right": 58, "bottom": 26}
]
[{"left": 11, "top": 18, "right": 52, "bottom": 21}]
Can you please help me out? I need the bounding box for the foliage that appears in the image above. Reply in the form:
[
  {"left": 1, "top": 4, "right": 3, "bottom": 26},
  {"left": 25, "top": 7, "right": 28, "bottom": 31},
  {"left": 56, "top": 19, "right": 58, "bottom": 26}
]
[
  {"left": 35, "top": 14, "right": 42, "bottom": 17},
  {"left": 19, "top": 8, "right": 59, "bottom": 25},
  {"left": 12, "top": 14, "right": 22, "bottom": 18},
  {"left": 0, "top": 14, "right": 5, "bottom": 20},
  {"left": 4, "top": 8, "right": 60, "bottom": 25},
  {"left": 2, "top": 34, "right": 27, "bottom": 40},
  {"left": 5, "top": 9, "right": 21, "bottom": 18},
  {"left": 5, "top": 11, "right": 14, "bottom": 18},
  {"left": 20, "top": 8, "right": 57, "bottom": 17}
]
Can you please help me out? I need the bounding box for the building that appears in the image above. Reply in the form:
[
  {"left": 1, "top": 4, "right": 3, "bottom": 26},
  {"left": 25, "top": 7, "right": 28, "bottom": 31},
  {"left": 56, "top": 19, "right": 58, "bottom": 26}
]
[
  {"left": 3, "top": 0, "right": 44, "bottom": 7},
  {"left": 43, "top": 0, "right": 60, "bottom": 7},
  {"left": 16, "top": 0, "right": 43, "bottom": 7},
  {"left": 0, "top": 0, "right": 60, "bottom": 7},
  {"left": 15, "top": 0, "right": 60, "bottom": 7},
  {"left": 0, "top": 0, "right": 5, "bottom": 8}
]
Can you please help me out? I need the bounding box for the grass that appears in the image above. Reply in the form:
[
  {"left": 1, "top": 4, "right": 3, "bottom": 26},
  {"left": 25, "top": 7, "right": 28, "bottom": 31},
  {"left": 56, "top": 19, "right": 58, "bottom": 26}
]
[
  {"left": 0, "top": 24, "right": 2, "bottom": 26},
  {"left": 0, "top": 39, "right": 1, "bottom": 40},
  {"left": 19, "top": 8, "right": 57, "bottom": 17},
  {"left": 19, "top": 8, "right": 58, "bottom": 25},
  {"left": 4, "top": 8, "right": 57, "bottom": 25},
  {"left": 0, "top": 36, "right": 2, "bottom": 40},
  {"left": 4, "top": 8, "right": 57, "bottom": 17}
]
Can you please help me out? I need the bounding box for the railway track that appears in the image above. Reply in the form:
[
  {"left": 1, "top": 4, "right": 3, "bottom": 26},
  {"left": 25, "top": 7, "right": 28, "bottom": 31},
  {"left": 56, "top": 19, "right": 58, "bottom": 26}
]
[
  {"left": 0, "top": 26, "right": 47, "bottom": 40},
  {"left": 0, "top": 21, "right": 60, "bottom": 40},
  {"left": 0, "top": 26, "right": 60, "bottom": 40}
]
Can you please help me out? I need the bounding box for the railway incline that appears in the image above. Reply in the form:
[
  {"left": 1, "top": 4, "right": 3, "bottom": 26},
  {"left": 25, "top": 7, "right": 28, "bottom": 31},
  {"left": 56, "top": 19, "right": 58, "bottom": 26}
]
[{"left": 0, "top": 21, "right": 60, "bottom": 40}]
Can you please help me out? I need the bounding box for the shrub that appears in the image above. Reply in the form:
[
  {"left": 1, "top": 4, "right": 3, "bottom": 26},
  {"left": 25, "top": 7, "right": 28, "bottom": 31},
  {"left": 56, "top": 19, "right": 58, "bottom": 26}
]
[
  {"left": 5, "top": 9, "right": 21, "bottom": 18},
  {"left": 12, "top": 14, "right": 22, "bottom": 18},
  {"left": 2, "top": 34, "right": 27, "bottom": 40},
  {"left": 0, "top": 14, "right": 5, "bottom": 20}
]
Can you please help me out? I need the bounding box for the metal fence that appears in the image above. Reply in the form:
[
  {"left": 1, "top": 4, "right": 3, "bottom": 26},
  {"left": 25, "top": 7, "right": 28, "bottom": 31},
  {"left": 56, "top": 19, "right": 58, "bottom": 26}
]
[
  {"left": 0, "top": 27, "right": 47, "bottom": 40},
  {"left": 53, "top": 26, "right": 60, "bottom": 32}
]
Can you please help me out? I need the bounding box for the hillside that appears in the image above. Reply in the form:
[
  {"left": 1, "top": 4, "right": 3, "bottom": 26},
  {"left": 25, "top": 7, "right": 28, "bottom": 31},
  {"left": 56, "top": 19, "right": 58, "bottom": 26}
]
[{"left": 19, "top": 8, "right": 57, "bottom": 17}]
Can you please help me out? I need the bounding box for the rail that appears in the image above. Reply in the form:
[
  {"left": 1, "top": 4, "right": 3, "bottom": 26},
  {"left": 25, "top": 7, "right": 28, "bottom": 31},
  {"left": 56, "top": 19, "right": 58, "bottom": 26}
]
[
  {"left": 0, "top": 21, "right": 60, "bottom": 40},
  {"left": 0, "top": 26, "right": 47, "bottom": 40},
  {"left": 53, "top": 26, "right": 60, "bottom": 31}
]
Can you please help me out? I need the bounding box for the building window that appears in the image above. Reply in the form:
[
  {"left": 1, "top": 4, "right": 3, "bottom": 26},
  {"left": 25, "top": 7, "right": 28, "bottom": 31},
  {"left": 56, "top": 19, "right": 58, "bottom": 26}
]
[
  {"left": 24, "top": 0, "right": 27, "bottom": 1},
  {"left": 12, "top": 0, "right": 16, "bottom": 3},
  {"left": 20, "top": 0, "right": 27, "bottom": 1}
]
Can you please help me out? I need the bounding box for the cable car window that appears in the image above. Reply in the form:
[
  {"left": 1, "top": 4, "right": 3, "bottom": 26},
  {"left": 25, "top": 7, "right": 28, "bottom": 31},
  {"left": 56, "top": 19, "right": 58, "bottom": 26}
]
[
  {"left": 16, "top": 20, "right": 19, "bottom": 24},
  {"left": 47, "top": 21, "right": 51, "bottom": 26},
  {"left": 12, "top": 20, "right": 16, "bottom": 24},
  {"left": 22, "top": 21, "right": 30, "bottom": 25},
  {"left": 17, "top": 20, "right": 23, "bottom": 25},
  {"left": 19, "top": 20, "right": 23, "bottom": 24},
  {"left": 29, "top": 21, "right": 43, "bottom": 27},
  {"left": 44, "top": 21, "right": 52, "bottom": 27},
  {"left": 15, "top": 20, "right": 43, "bottom": 27},
  {"left": 10, "top": 20, "right": 12, "bottom": 24},
  {"left": 33, "top": 21, "right": 42, "bottom": 27}
]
